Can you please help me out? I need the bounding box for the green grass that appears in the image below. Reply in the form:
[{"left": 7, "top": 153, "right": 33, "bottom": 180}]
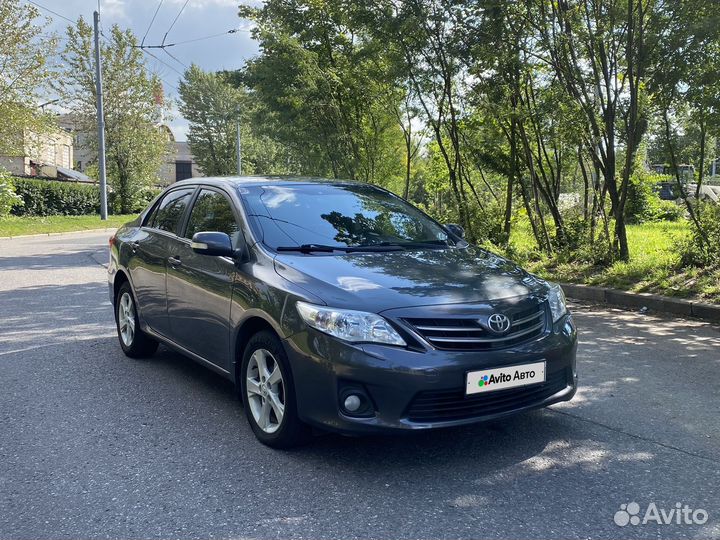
[
  {"left": 0, "top": 214, "right": 137, "bottom": 237},
  {"left": 508, "top": 218, "right": 720, "bottom": 304}
]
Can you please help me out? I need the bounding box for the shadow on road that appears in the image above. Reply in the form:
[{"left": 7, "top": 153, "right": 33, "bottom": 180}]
[
  {"left": 0, "top": 282, "right": 112, "bottom": 355},
  {"left": 0, "top": 248, "right": 105, "bottom": 271}
]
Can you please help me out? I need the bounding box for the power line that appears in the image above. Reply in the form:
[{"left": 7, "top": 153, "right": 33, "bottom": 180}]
[
  {"left": 25, "top": 0, "right": 75, "bottom": 24},
  {"left": 138, "top": 28, "right": 245, "bottom": 49},
  {"left": 173, "top": 28, "right": 246, "bottom": 46},
  {"left": 133, "top": 27, "right": 245, "bottom": 75},
  {"left": 28, "top": 1, "right": 178, "bottom": 117},
  {"left": 134, "top": 2, "right": 184, "bottom": 95},
  {"left": 28, "top": 0, "right": 184, "bottom": 95},
  {"left": 141, "top": 0, "right": 164, "bottom": 47},
  {"left": 139, "top": 54, "right": 181, "bottom": 94},
  {"left": 161, "top": 0, "right": 190, "bottom": 46},
  {"left": 140, "top": 47, "right": 184, "bottom": 78},
  {"left": 162, "top": 48, "right": 188, "bottom": 69}
]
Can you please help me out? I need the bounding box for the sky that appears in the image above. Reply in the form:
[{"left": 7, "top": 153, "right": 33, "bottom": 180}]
[{"left": 32, "top": 0, "right": 260, "bottom": 141}]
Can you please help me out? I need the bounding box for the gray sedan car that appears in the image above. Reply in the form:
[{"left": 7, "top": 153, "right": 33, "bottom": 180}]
[{"left": 108, "top": 177, "right": 577, "bottom": 448}]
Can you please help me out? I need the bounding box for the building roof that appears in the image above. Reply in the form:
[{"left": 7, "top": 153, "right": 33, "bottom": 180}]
[{"left": 56, "top": 166, "right": 93, "bottom": 182}]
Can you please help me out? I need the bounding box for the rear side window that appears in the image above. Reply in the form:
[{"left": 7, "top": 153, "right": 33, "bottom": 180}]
[
  {"left": 185, "top": 189, "right": 242, "bottom": 247},
  {"left": 149, "top": 188, "right": 195, "bottom": 234}
]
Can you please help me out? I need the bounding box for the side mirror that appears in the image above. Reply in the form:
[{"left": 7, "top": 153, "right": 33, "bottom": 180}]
[
  {"left": 191, "top": 231, "right": 234, "bottom": 257},
  {"left": 445, "top": 223, "right": 465, "bottom": 239}
]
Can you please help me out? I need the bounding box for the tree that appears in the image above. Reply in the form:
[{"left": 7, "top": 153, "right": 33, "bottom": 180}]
[
  {"left": 358, "top": 0, "right": 484, "bottom": 238},
  {"left": 180, "top": 66, "right": 297, "bottom": 176},
  {"left": 647, "top": 0, "right": 720, "bottom": 248},
  {"left": 178, "top": 65, "right": 245, "bottom": 176},
  {"left": 56, "top": 19, "right": 168, "bottom": 213},
  {"left": 0, "top": 0, "right": 57, "bottom": 156},
  {"left": 239, "top": 0, "right": 404, "bottom": 184},
  {"left": 233, "top": 0, "right": 720, "bottom": 269},
  {"left": 526, "top": 0, "right": 657, "bottom": 261}
]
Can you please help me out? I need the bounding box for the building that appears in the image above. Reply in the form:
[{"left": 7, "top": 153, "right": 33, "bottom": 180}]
[
  {"left": 159, "top": 141, "right": 202, "bottom": 185},
  {"left": 59, "top": 114, "right": 200, "bottom": 186},
  {"left": 0, "top": 127, "right": 74, "bottom": 178}
]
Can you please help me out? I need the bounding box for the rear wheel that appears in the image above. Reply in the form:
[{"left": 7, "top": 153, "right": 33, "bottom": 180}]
[
  {"left": 115, "top": 282, "right": 158, "bottom": 358},
  {"left": 240, "top": 331, "right": 309, "bottom": 448}
]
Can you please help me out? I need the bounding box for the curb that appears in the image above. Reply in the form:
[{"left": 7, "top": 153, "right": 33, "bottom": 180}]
[
  {"left": 0, "top": 227, "right": 118, "bottom": 240},
  {"left": 561, "top": 282, "right": 720, "bottom": 323}
]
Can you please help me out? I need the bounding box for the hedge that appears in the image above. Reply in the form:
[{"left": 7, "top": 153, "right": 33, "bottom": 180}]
[{"left": 11, "top": 178, "right": 100, "bottom": 216}]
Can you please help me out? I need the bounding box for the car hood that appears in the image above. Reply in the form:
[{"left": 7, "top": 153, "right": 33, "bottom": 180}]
[{"left": 273, "top": 246, "right": 549, "bottom": 312}]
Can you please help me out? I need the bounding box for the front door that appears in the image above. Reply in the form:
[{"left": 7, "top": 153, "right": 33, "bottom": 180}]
[
  {"left": 130, "top": 187, "right": 195, "bottom": 337},
  {"left": 166, "top": 188, "right": 243, "bottom": 370}
]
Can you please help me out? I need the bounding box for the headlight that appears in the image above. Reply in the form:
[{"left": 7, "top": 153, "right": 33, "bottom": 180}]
[
  {"left": 547, "top": 283, "right": 568, "bottom": 322},
  {"left": 296, "top": 302, "right": 406, "bottom": 346}
]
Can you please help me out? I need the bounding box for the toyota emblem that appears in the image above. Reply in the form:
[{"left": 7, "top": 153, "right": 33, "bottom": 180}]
[{"left": 487, "top": 313, "right": 511, "bottom": 334}]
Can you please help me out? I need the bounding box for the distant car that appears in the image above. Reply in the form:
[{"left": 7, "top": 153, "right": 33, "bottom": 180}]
[
  {"left": 108, "top": 177, "right": 577, "bottom": 448},
  {"left": 656, "top": 181, "right": 679, "bottom": 200}
]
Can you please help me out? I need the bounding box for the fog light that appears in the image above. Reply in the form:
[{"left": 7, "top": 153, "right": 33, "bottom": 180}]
[{"left": 343, "top": 394, "right": 362, "bottom": 412}]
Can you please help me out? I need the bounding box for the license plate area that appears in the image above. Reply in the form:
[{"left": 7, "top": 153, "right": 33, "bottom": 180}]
[{"left": 466, "top": 361, "right": 546, "bottom": 395}]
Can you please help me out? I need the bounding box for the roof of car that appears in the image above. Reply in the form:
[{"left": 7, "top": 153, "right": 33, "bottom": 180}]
[{"left": 171, "top": 175, "right": 360, "bottom": 189}]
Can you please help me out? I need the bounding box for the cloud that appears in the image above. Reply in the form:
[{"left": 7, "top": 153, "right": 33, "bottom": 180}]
[
  {"left": 40, "top": 0, "right": 258, "bottom": 140},
  {"left": 100, "top": 0, "right": 128, "bottom": 20},
  {"left": 164, "top": 0, "right": 242, "bottom": 7}
]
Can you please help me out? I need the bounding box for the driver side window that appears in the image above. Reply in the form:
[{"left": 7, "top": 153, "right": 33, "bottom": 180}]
[
  {"left": 185, "top": 189, "right": 242, "bottom": 247},
  {"left": 145, "top": 188, "right": 195, "bottom": 234}
]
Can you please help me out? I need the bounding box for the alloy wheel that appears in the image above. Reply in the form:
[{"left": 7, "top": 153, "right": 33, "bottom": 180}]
[
  {"left": 246, "top": 348, "right": 285, "bottom": 433},
  {"left": 118, "top": 292, "right": 136, "bottom": 347}
]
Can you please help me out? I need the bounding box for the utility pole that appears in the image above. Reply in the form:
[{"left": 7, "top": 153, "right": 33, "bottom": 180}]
[
  {"left": 236, "top": 119, "right": 242, "bottom": 176},
  {"left": 93, "top": 11, "right": 108, "bottom": 220}
]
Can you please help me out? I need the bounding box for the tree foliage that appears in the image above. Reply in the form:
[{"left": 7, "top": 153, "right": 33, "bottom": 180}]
[
  {"left": 179, "top": 65, "right": 245, "bottom": 176},
  {"left": 0, "top": 0, "right": 57, "bottom": 156},
  {"left": 239, "top": 0, "right": 406, "bottom": 184},
  {"left": 233, "top": 0, "right": 720, "bottom": 266},
  {"left": 55, "top": 19, "right": 168, "bottom": 214}
]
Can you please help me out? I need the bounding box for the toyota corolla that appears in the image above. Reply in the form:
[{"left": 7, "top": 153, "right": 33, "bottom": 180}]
[{"left": 108, "top": 177, "right": 577, "bottom": 448}]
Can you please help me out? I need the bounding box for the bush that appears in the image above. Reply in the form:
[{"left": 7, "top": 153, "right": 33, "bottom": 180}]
[
  {"left": 554, "top": 211, "right": 614, "bottom": 266},
  {"left": 647, "top": 199, "right": 684, "bottom": 222},
  {"left": 109, "top": 185, "right": 161, "bottom": 214},
  {"left": 678, "top": 203, "right": 720, "bottom": 267},
  {"left": 626, "top": 171, "right": 683, "bottom": 223},
  {"left": 11, "top": 178, "right": 100, "bottom": 216},
  {"left": 0, "top": 169, "right": 24, "bottom": 217}
]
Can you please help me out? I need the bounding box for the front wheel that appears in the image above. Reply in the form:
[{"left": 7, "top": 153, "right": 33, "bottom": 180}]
[
  {"left": 240, "top": 331, "right": 309, "bottom": 448},
  {"left": 115, "top": 282, "right": 158, "bottom": 358}
]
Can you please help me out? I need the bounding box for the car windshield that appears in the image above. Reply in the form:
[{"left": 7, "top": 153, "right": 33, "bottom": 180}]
[{"left": 240, "top": 183, "right": 454, "bottom": 251}]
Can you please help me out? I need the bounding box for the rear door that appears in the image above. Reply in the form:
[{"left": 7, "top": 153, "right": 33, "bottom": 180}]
[
  {"left": 129, "top": 187, "right": 196, "bottom": 337},
  {"left": 166, "top": 187, "right": 243, "bottom": 369}
]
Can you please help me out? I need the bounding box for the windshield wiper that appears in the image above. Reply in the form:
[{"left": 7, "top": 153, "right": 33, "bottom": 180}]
[
  {"left": 276, "top": 244, "right": 347, "bottom": 253},
  {"left": 360, "top": 241, "right": 449, "bottom": 250},
  {"left": 275, "top": 243, "right": 406, "bottom": 254}
]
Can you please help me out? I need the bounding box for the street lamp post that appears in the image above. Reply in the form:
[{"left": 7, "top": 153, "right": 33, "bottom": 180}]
[
  {"left": 236, "top": 119, "right": 242, "bottom": 176},
  {"left": 93, "top": 10, "right": 108, "bottom": 220}
]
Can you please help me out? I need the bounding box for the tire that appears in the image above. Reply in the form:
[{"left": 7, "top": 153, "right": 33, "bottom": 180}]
[
  {"left": 115, "top": 282, "right": 158, "bottom": 358},
  {"left": 240, "top": 331, "right": 309, "bottom": 448}
]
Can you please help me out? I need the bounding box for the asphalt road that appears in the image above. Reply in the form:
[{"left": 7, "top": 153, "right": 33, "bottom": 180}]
[{"left": 1, "top": 231, "right": 718, "bottom": 540}]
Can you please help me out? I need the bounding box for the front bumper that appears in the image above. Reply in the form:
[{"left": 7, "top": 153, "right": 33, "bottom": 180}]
[{"left": 283, "top": 315, "right": 578, "bottom": 435}]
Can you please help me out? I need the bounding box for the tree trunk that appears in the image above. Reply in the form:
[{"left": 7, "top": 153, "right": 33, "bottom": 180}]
[
  {"left": 663, "top": 108, "right": 710, "bottom": 248},
  {"left": 404, "top": 132, "right": 412, "bottom": 200},
  {"left": 697, "top": 115, "right": 706, "bottom": 203},
  {"left": 518, "top": 175, "right": 547, "bottom": 254}
]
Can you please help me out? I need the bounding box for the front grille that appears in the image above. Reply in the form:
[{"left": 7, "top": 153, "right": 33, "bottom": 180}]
[
  {"left": 403, "top": 302, "right": 547, "bottom": 351},
  {"left": 406, "top": 368, "right": 569, "bottom": 423}
]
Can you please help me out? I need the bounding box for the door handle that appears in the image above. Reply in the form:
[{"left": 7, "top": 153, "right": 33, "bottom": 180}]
[
  {"left": 168, "top": 256, "right": 182, "bottom": 267},
  {"left": 130, "top": 241, "right": 140, "bottom": 253}
]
